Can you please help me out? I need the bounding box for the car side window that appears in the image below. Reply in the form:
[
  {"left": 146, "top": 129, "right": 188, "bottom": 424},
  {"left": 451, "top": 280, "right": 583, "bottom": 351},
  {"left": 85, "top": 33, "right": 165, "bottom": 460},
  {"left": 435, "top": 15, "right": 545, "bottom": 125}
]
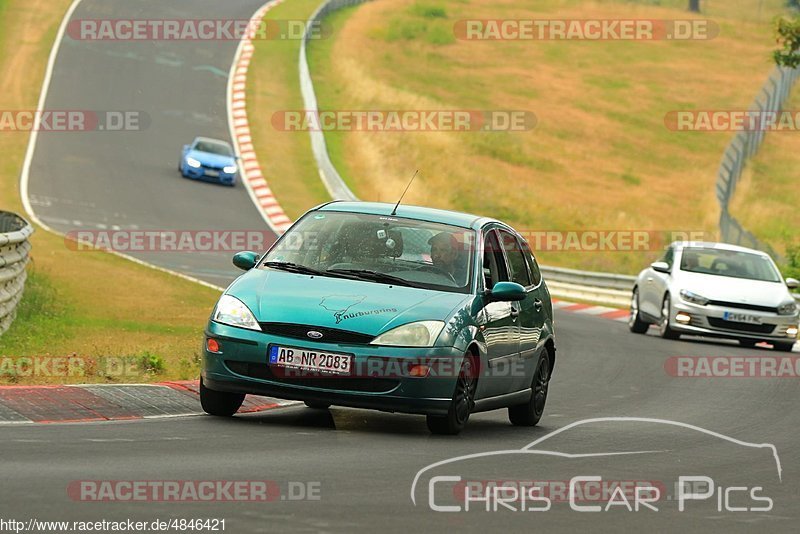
[
  {"left": 482, "top": 230, "right": 508, "bottom": 290},
  {"left": 499, "top": 230, "right": 531, "bottom": 287},
  {"left": 521, "top": 240, "right": 542, "bottom": 286}
]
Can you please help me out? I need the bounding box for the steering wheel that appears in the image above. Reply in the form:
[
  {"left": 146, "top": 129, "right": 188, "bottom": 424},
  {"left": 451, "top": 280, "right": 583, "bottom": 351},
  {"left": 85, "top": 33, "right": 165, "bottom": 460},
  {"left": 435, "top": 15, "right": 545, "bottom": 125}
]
[{"left": 416, "top": 264, "right": 457, "bottom": 284}]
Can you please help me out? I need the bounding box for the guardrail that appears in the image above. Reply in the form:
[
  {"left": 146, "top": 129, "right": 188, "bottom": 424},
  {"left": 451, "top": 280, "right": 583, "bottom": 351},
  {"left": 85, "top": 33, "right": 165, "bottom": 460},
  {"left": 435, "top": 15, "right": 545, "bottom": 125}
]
[
  {"left": 0, "top": 212, "right": 33, "bottom": 336},
  {"left": 716, "top": 65, "right": 800, "bottom": 262},
  {"left": 299, "top": 0, "right": 634, "bottom": 306},
  {"left": 298, "top": 1, "right": 798, "bottom": 309},
  {"left": 299, "top": 0, "right": 367, "bottom": 201}
]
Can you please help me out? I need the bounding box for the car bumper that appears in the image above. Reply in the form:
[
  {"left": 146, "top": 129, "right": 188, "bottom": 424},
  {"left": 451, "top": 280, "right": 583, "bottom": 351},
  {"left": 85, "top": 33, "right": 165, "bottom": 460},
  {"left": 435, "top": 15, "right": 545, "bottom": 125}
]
[
  {"left": 669, "top": 300, "right": 799, "bottom": 342},
  {"left": 183, "top": 165, "right": 236, "bottom": 185},
  {"left": 201, "top": 321, "right": 464, "bottom": 416}
]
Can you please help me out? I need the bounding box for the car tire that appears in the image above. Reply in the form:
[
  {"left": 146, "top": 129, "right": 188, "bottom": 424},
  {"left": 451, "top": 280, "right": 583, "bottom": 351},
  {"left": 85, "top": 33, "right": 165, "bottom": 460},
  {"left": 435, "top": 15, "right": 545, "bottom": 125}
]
[
  {"left": 304, "top": 401, "right": 331, "bottom": 410},
  {"left": 658, "top": 294, "right": 680, "bottom": 340},
  {"left": 200, "top": 378, "right": 245, "bottom": 417},
  {"left": 508, "top": 348, "right": 551, "bottom": 427},
  {"left": 773, "top": 342, "right": 796, "bottom": 352},
  {"left": 628, "top": 287, "right": 649, "bottom": 334},
  {"left": 426, "top": 353, "right": 477, "bottom": 435}
]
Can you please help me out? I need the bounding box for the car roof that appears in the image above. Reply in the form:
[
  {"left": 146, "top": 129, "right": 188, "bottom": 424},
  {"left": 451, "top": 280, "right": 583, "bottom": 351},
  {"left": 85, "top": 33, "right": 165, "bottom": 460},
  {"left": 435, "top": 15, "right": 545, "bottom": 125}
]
[
  {"left": 193, "top": 136, "right": 232, "bottom": 148},
  {"left": 316, "top": 201, "right": 496, "bottom": 230},
  {"left": 671, "top": 241, "right": 771, "bottom": 256}
]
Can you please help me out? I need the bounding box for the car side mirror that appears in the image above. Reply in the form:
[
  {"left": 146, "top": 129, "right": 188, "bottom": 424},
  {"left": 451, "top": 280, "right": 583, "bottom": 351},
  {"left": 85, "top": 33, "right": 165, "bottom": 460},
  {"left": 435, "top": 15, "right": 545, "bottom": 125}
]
[
  {"left": 232, "top": 251, "right": 259, "bottom": 271},
  {"left": 488, "top": 281, "right": 526, "bottom": 302},
  {"left": 786, "top": 277, "right": 799, "bottom": 289},
  {"left": 651, "top": 261, "right": 670, "bottom": 274}
]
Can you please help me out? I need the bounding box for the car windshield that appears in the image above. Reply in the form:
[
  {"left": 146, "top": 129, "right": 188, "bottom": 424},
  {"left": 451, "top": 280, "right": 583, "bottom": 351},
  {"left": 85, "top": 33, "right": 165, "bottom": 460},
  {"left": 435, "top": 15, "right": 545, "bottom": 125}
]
[
  {"left": 194, "top": 140, "right": 233, "bottom": 156},
  {"left": 262, "top": 211, "right": 476, "bottom": 293},
  {"left": 679, "top": 247, "right": 781, "bottom": 283}
]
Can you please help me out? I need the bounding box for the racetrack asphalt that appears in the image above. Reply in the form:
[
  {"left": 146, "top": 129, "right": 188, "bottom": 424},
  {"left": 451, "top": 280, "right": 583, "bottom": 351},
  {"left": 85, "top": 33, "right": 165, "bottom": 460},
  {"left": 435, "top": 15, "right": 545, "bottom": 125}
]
[
  {"left": 13, "top": 0, "right": 800, "bottom": 531},
  {"left": 2, "top": 309, "right": 798, "bottom": 532},
  {"left": 25, "top": 0, "right": 276, "bottom": 287}
]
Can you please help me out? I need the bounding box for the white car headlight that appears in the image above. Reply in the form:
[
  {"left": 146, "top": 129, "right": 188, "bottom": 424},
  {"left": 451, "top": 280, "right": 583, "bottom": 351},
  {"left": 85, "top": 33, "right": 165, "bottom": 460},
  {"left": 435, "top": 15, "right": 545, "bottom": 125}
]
[
  {"left": 370, "top": 321, "right": 445, "bottom": 347},
  {"left": 680, "top": 289, "right": 709, "bottom": 306},
  {"left": 186, "top": 157, "right": 201, "bottom": 168},
  {"left": 223, "top": 164, "right": 237, "bottom": 174},
  {"left": 778, "top": 301, "right": 798, "bottom": 315},
  {"left": 213, "top": 295, "right": 260, "bottom": 330}
]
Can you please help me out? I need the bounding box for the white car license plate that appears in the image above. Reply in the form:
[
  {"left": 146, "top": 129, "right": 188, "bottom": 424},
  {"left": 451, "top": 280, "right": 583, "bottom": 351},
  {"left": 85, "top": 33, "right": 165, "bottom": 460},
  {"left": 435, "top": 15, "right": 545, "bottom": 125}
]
[
  {"left": 205, "top": 169, "right": 220, "bottom": 177},
  {"left": 269, "top": 345, "right": 352, "bottom": 374},
  {"left": 723, "top": 312, "right": 762, "bottom": 324}
]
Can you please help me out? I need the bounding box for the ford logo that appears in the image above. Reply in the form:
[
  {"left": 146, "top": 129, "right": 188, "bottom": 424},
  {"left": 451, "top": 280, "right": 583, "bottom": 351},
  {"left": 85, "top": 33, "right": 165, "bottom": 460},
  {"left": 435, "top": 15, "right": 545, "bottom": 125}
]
[{"left": 307, "top": 330, "right": 324, "bottom": 339}]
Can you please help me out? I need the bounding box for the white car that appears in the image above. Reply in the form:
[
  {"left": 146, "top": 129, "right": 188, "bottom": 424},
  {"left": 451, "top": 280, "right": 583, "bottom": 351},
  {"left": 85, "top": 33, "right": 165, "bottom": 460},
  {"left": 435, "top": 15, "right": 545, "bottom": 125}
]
[{"left": 629, "top": 242, "right": 799, "bottom": 351}]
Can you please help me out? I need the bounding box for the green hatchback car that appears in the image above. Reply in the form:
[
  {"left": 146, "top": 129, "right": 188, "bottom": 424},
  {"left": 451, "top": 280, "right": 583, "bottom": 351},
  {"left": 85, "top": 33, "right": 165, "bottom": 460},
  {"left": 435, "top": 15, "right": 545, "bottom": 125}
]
[{"left": 201, "top": 201, "right": 556, "bottom": 434}]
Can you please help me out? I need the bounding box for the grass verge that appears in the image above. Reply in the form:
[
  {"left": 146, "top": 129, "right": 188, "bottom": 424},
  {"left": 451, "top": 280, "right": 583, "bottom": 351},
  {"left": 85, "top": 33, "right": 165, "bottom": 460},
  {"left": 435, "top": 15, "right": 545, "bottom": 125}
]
[
  {"left": 0, "top": 0, "right": 219, "bottom": 384},
  {"left": 246, "top": 0, "right": 333, "bottom": 219},
  {"left": 293, "top": 0, "right": 796, "bottom": 273}
]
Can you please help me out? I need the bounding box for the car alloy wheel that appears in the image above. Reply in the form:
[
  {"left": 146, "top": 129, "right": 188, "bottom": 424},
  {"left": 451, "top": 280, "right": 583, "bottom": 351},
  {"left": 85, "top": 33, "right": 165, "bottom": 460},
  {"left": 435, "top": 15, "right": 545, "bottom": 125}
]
[
  {"left": 628, "top": 287, "right": 649, "bottom": 334},
  {"left": 509, "top": 349, "right": 551, "bottom": 426},
  {"left": 659, "top": 295, "right": 680, "bottom": 340},
  {"left": 427, "top": 354, "right": 477, "bottom": 435}
]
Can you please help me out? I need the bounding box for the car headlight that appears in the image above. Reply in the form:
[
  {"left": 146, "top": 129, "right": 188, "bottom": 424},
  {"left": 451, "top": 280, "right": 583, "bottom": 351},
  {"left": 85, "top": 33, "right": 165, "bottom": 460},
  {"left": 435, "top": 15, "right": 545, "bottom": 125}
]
[
  {"left": 223, "top": 164, "right": 237, "bottom": 174},
  {"left": 186, "top": 157, "right": 201, "bottom": 168},
  {"left": 212, "top": 295, "right": 260, "bottom": 330},
  {"left": 680, "top": 289, "right": 709, "bottom": 306},
  {"left": 778, "top": 301, "right": 798, "bottom": 315},
  {"left": 370, "top": 321, "right": 445, "bottom": 347}
]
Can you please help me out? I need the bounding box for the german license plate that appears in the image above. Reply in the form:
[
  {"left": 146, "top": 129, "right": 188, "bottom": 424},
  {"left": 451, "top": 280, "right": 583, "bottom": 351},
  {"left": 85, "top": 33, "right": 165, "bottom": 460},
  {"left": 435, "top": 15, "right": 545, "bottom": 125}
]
[
  {"left": 723, "top": 312, "right": 761, "bottom": 324},
  {"left": 269, "top": 345, "right": 352, "bottom": 374},
  {"left": 205, "top": 169, "right": 219, "bottom": 177}
]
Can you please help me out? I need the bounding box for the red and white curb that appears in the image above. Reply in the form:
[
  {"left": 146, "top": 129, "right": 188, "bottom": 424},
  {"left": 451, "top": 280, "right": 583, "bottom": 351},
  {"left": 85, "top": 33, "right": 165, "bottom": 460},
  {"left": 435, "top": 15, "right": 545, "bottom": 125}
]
[
  {"left": 227, "top": 0, "right": 293, "bottom": 235},
  {"left": 0, "top": 381, "right": 296, "bottom": 425},
  {"left": 552, "top": 299, "right": 630, "bottom": 322}
]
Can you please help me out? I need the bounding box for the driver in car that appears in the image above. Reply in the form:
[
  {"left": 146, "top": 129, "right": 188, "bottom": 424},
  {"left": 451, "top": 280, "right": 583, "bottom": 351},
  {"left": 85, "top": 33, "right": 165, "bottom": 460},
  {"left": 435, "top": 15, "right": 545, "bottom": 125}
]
[{"left": 428, "top": 232, "right": 467, "bottom": 284}]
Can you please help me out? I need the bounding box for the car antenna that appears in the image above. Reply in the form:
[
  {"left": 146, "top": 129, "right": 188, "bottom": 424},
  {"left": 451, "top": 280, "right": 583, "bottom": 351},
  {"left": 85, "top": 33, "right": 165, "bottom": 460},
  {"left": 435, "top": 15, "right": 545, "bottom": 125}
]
[{"left": 390, "top": 169, "right": 419, "bottom": 216}]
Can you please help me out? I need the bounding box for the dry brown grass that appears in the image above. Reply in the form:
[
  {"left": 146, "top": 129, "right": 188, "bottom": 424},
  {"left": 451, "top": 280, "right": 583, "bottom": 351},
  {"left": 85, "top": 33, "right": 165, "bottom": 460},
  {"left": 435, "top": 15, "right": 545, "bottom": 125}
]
[{"left": 306, "top": 0, "right": 792, "bottom": 272}]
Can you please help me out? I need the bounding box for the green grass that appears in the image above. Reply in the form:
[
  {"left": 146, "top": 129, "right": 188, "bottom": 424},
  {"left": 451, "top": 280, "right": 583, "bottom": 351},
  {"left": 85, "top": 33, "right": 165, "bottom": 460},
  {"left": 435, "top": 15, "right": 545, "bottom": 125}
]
[
  {"left": 245, "top": 0, "right": 333, "bottom": 219},
  {"left": 0, "top": 0, "right": 219, "bottom": 384},
  {"left": 297, "top": 0, "right": 796, "bottom": 273}
]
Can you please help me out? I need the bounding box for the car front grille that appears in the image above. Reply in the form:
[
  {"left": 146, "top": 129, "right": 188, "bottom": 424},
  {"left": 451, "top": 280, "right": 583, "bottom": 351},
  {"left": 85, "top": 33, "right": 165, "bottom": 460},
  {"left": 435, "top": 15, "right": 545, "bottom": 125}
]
[
  {"left": 259, "top": 323, "right": 374, "bottom": 345},
  {"left": 225, "top": 361, "right": 399, "bottom": 393},
  {"left": 707, "top": 318, "right": 776, "bottom": 334},
  {"left": 708, "top": 300, "right": 777, "bottom": 313}
]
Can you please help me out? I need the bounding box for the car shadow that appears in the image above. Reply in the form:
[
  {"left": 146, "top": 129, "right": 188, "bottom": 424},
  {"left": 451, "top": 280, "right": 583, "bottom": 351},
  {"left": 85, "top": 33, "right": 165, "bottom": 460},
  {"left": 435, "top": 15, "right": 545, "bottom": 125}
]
[
  {"left": 222, "top": 404, "right": 551, "bottom": 440},
  {"left": 644, "top": 328, "right": 793, "bottom": 352}
]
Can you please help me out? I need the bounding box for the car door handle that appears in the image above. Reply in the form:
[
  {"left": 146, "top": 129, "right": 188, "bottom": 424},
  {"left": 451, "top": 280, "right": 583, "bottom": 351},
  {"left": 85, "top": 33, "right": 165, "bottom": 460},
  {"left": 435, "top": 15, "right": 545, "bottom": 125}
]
[{"left": 534, "top": 299, "right": 543, "bottom": 311}]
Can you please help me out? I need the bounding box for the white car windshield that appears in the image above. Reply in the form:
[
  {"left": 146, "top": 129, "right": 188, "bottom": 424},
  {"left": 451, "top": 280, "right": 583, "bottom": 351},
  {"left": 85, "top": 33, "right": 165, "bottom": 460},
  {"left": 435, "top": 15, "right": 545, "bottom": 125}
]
[
  {"left": 679, "top": 247, "right": 781, "bottom": 283},
  {"left": 262, "top": 211, "right": 476, "bottom": 293}
]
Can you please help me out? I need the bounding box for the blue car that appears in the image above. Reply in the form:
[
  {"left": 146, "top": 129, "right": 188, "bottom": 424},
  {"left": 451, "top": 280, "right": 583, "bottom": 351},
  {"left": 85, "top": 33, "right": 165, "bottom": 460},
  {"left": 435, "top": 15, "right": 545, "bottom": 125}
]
[{"left": 179, "top": 137, "right": 239, "bottom": 186}]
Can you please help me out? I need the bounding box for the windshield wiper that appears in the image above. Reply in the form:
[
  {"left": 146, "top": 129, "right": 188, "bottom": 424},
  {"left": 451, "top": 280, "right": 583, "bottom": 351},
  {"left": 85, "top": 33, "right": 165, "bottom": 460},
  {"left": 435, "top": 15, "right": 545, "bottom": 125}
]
[
  {"left": 326, "top": 268, "right": 421, "bottom": 288},
  {"left": 263, "top": 261, "right": 324, "bottom": 276}
]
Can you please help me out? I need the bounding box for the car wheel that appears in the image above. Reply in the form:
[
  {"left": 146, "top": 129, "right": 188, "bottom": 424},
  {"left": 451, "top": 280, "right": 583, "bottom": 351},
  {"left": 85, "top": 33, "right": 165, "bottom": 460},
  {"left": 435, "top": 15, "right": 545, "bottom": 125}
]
[
  {"left": 426, "top": 353, "right": 477, "bottom": 435},
  {"left": 508, "top": 348, "right": 551, "bottom": 427},
  {"left": 628, "top": 287, "right": 649, "bottom": 334},
  {"left": 658, "top": 294, "right": 680, "bottom": 340},
  {"left": 773, "top": 342, "right": 796, "bottom": 352},
  {"left": 304, "top": 401, "right": 331, "bottom": 410},
  {"left": 200, "top": 378, "right": 245, "bottom": 417}
]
